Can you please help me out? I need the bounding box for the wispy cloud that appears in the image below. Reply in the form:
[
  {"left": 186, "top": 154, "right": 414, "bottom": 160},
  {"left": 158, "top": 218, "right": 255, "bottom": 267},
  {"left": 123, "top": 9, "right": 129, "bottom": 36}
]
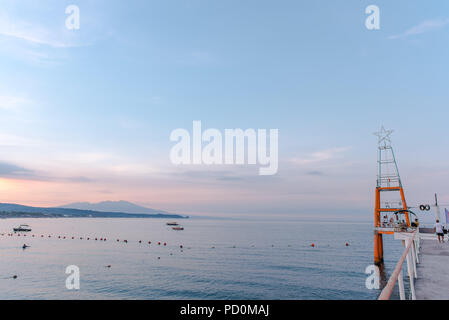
[
  {"left": 289, "top": 147, "right": 351, "bottom": 165},
  {"left": 389, "top": 18, "right": 449, "bottom": 39},
  {"left": 0, "top": 161, "right": 31, "bottom": 176},
  {"left": 0, "top": 133, "right": 41, "bottom": 147},
  {"left": 0, "top": 12, "right": 82, "bottom": 48},
  {"left": 0, "top": 159, "right": 94, "bottom": 183},
  {"left": 0, "top": 96, "right": 32, "bottom": 110}
]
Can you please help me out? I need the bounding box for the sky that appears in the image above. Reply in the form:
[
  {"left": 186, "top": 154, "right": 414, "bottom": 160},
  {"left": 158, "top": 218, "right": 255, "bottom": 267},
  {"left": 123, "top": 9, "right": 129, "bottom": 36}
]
[{"left": 0, "top": 0, "right": 448, "bottom": 218}]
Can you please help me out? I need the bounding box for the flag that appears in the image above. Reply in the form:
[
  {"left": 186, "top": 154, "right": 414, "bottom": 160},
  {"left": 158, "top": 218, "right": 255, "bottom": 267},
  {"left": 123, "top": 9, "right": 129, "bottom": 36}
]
[{"left": 446, "top": 208, "right": 449, "bottom": 225}]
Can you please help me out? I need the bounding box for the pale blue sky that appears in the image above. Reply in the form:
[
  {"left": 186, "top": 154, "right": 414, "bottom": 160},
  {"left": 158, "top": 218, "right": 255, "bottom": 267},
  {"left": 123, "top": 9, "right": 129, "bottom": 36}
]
[{"left": 0, "top": 0, "right": 448, "bottom": 217}]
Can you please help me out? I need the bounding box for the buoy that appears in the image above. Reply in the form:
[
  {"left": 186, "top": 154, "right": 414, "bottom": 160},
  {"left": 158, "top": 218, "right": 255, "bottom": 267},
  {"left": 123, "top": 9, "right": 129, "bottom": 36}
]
[
  {"left": 106, "top": 265, "right": 111, "bottom": 268},
  {"left": 345, "top": 243, "right": 349, "bottom": 247},
  {"left": 117, "top": 239, "right": 119, "bottom": 242},
  {"left": 158, "top": 242, "right": 161, "bottom": 245},
  {"left": 104, "top": 238, "right": 106, "bottom": 241},
  {"left": 139, "top": 240, "right": 142, "bottom": 244},
  {"left": 12, "top": 275, "right": 17, "bottom": 279},
  {"left": 124, "top": 240, "right": 128, "bottom": 243},
  {"left": 311, "top": 243, "right": 315, "bottom": 247},
  {"left": 164, "top": 242, "right": 166, "bottom": 246},
  {"left": 148, "top": 241, "right": 151, "bottom": 244},
  {"left": 180, "top": 245, "right": 183, "bottom": 249},
  {"left": 87, "top": 237, "right": 90, "bottom": 240}
]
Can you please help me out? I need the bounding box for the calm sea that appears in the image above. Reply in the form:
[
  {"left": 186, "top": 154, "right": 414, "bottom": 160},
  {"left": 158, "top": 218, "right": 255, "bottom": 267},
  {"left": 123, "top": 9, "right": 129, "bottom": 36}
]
[{"left": 0, "top": 217, "right": 404, "bottom": 300}]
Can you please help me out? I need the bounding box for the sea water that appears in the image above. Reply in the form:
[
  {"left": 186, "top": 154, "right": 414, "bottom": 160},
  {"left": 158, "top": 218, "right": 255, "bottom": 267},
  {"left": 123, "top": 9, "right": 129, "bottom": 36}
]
[{"left": 0, "top": 217, "right": 404, "bottom": 299}]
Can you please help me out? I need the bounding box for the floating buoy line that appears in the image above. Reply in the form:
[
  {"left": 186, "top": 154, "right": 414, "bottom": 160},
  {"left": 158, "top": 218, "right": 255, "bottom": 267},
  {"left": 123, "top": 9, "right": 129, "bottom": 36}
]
[
  {"left": 0, "top": 232, "right": 351, "bottom": 250},
  {"left": 0, "top": 232, "right": 181, "bottom": 248}
]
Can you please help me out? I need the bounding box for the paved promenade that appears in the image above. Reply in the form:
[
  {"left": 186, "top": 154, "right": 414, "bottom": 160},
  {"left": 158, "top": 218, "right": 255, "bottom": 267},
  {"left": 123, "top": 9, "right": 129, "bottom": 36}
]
[{"left": 415, "top": 237, "right": 449, "bottom": 300}]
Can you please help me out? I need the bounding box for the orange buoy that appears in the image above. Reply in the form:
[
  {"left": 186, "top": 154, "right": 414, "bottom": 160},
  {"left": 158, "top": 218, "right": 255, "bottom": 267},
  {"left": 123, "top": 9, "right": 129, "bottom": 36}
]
[
  {"left": 345, "top": 242, "right": 349, "bottom": 247},
  {"left": 158, "top": 242, "right": 161, "bottom": 245},
  {"left": 311, "top": 243, "right": 315, "bottom": 247},
  {"left": 164, "top": 242, "right": 167, "bottom": 246}
]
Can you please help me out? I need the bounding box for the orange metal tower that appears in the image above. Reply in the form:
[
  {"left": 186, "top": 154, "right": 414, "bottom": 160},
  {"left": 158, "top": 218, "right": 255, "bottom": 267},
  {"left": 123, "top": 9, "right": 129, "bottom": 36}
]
[{"left": 373, "top": 127, "right": 410, "bottom": 265}]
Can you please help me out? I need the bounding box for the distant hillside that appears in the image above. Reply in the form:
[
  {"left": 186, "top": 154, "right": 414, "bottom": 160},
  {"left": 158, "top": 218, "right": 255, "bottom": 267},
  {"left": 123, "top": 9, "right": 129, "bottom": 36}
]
[
  {"left": 0, "top": 203, "right": 187, "bottom": 219},
  {"left": 58, "top": 200, "right": 169, "bottom": 215}
]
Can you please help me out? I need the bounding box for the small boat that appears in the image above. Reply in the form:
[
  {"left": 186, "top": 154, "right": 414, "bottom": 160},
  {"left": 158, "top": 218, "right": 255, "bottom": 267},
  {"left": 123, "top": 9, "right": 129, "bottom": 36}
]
[
  {"left": 13, "top": 224, "right": 32, "bottom": 232},
  {"left": 172, "top": 227, "right": 184, "bottom": 231},
  {"left": 166, "top": 222, "right": 179, "bottom": 226}
]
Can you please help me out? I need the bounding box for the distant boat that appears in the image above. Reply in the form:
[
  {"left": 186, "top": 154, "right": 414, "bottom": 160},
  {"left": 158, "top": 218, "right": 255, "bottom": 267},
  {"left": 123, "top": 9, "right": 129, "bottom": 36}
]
[
  {"left": 172, "top": 227, "right": 184, "bottom": 231},
  {"left": 13, "top": 224, "right": 32, "bottom": 232},
  {"left": 166, "top": 222, "right": 179, "bottom": 226}
]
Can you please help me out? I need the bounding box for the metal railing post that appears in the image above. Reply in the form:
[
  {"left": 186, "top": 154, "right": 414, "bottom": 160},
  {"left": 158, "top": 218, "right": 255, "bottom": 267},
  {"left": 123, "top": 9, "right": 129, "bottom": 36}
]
[
  {"left": 406, "top": 240, "right": 416, "bottom": 300},
  {"left": 411, "top": 241, "right": 418, "bottom": 278},
  {"left": 398, "top": 270, "right": 405, "bottom": 300},
  {"left": 414, "top": 239, "right": 420, "bottom": 263}
]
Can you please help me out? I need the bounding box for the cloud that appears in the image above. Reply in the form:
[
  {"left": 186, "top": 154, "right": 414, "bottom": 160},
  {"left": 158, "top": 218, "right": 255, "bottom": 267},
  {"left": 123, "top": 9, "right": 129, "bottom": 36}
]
[
  {"left": 0, "top": 8, "right": 92, "bottom": 65},
  {"left": 306, "top": 170, "right": 325, "bottom": 176},
  {"left": 0, "top": 133, "right": 42, "bottom": 147},
  {"left": 64, "top": 176, "right": 94, "bottom": 183},
  {"left": 289, "top": 147, "right": 351, "bottom": 165},
  {"left": 0, "top": 161, "right": 95, "bottom": 184},
  {"left": 389, "top": 18, "right": 449, "bottom": 39},
  {"left": 0, "top": 161, "right": 31, "bottom": 176},
  {"left": 0, "top": 11, "right": 82, "bottom": 48},
  {"left": 0, "top": 96, "right": 32, "bottom": 110}
]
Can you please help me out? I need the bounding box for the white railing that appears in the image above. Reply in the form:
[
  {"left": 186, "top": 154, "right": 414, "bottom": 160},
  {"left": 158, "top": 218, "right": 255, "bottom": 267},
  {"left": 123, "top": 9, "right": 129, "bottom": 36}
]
[{"left": 378, "top": 230, "right": 420, "bottom": 300}]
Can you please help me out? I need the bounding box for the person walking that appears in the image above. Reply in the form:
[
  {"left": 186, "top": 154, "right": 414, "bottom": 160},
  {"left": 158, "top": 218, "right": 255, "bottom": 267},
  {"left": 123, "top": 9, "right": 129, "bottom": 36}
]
[{"left": 434, "top": 220, "right": 445, "bottom": 243}]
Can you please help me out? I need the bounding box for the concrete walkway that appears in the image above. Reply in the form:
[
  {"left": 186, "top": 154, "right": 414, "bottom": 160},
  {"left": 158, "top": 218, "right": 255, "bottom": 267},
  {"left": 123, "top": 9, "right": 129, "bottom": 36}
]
[{"left": 415, "top": 237, "right": 449, "bottom": 299}]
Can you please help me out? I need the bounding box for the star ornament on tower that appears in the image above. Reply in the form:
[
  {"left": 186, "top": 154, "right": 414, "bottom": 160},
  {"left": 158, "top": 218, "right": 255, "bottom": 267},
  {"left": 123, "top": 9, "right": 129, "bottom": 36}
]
[{"left": 374, "top": 126, "right": 394, "bottom": 147}]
